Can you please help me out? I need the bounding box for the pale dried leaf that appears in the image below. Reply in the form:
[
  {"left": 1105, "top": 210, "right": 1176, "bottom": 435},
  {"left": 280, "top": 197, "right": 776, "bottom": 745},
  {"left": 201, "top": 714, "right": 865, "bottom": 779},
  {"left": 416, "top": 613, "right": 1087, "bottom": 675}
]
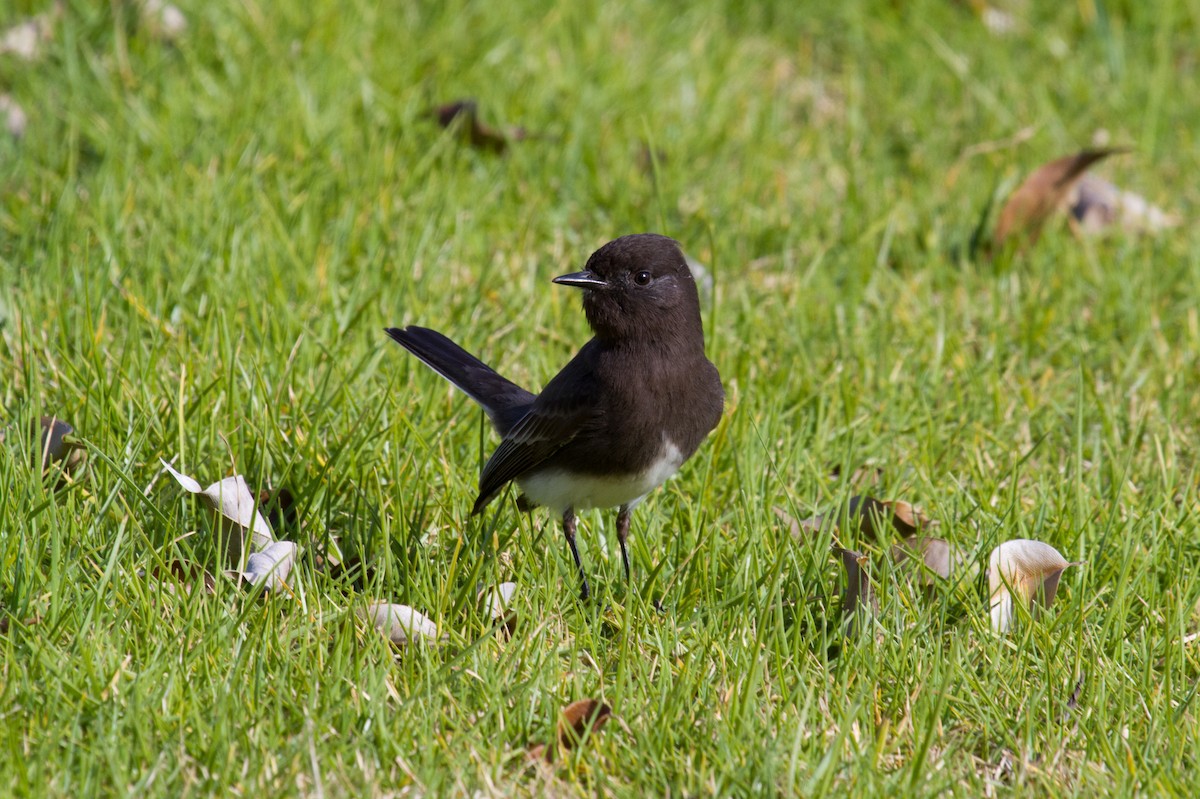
[
  {"left": 1068, "top": 174, "right": 1181, "bottom": 235},
  {"left": 160, "top": 459, "right": 275, "bottom": 568},
  {"left": 891, "top": 535, "right": 961, "bottom": 582},
  {"left": 141, "top": 0, "right": 187, "bottom": 41},
  {"left": 988, "top": 539, "right": 1083, "bottom": 632},
  {"left": 243, "top": 541, "right": 297, "bottom": 591},
  {"left": 480, "top": 582, "right": 517, "bottom": 630},
  {"left": 773, "top": 506, "right": 826, "bottom": 538},
  {"left": 0, "top": 5, "right": 58, "bottom": 61},
  {"left": 0, "top": 94, "right": 27, "bottom": 138},
  {"left": 359, "top": 603, "right": 440, "bottom": 645},
  {"left": 994, "top": 149, "right": 1124, "bottom": 247}
]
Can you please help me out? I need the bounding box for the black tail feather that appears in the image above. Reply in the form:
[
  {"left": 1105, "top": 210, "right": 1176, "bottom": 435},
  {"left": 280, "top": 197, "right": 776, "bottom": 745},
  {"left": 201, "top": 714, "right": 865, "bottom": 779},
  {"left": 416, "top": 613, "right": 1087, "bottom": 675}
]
[{"left": 385, "top": 326, "right": 534, "bottom": 436}]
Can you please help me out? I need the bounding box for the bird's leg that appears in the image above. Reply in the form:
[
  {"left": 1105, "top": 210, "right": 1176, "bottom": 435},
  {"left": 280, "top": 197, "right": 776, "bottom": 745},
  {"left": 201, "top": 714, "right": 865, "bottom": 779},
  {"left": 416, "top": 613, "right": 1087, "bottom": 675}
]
[
  {"left": 563, "top": 509, "right": 590, "bottom": 601},
  {"left": 616, "top": 504, "right": 632, "bottom": 583}
]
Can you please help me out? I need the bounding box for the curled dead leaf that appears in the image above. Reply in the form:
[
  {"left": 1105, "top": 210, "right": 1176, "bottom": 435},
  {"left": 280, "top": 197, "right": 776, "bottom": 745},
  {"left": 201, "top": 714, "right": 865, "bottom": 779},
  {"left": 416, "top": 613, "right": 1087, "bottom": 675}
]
[
  {"left": 242, "top": 541, "right": 298, "bottom": 591},
  {"left": 773, "top": 506, "right": 826, "bottom": 539},
  {"left": 0, "top": 94, "right": 27, "bottom": 138},
  {"left": 0, "top": 613, "right": 41, "bottom": 635},
  {"left": 36, "top": 416, "right": 87, "bottom": 477},
  {"left": 160, "top": 459, "right": 275, "bottom": 568},
  {"left": 988, "top": 539, "right": 1083, "bottom": 632},
  {"left": 993, "top": 149, "right": 1125, "bottom": 247},
  {"left": 0, "top": 4, "right": 59, "bottom": 61},
  {"left": 480, "top": 582, "right": 517, "bottom": 632},
  {"left": 891, "top": 535, "right": 965, "bottom": 583},
  {"left": 846, "top": 495, "right": 934, "bottom": 540},
  {"left": 140, "top": 0, "right": 187, "bottom": 41},
  {"left": 359, "top": 603, "right": 441, "bottom": 646},
  {"left": 834, "top": 546, "right": 877, "bottom": 627},
  {"left": 432, "top": 99, "right": 527, "bottom": 153},
  {"left": 558, "top": 699, "right": 612, "bottom": 749}
]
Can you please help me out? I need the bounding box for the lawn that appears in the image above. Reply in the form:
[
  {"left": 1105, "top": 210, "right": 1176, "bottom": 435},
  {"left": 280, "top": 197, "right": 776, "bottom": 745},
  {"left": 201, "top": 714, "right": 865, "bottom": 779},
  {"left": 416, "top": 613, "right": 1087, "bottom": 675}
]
[{"left": 2, "top": 0, "right": 1199, "bottom": 795}]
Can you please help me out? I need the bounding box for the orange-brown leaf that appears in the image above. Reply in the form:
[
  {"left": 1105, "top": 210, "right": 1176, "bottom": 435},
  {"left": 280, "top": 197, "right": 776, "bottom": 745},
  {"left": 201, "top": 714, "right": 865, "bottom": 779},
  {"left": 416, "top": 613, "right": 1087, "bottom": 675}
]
[
  {"left": 993, "top": 149, "right": 1125, "bottom": 247},
  {"left": 558, "top": 699, "right": 612, "bottom": 750}
]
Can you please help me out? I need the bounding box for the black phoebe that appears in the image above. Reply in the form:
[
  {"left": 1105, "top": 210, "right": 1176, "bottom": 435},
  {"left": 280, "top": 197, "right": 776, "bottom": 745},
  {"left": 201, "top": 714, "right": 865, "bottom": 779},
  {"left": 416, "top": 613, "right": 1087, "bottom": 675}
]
[{"left": 385, "top": 234, "right": 723, "bottom": 599}]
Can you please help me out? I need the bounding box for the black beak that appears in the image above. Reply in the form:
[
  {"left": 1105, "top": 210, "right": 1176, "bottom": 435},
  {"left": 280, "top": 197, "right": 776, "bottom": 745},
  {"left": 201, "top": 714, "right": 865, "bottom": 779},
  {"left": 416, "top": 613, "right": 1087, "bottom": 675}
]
[{"left": 552, "top": 270, "right": 608, "bottom": 289}]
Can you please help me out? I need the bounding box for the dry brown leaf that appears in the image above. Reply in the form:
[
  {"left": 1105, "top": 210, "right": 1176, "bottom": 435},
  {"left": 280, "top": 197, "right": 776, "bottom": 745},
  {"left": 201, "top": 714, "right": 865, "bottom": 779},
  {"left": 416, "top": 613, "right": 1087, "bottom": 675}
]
[
  {"left": 834, "top": 546, "right": 877, "bottom": 625},
  {"left": 160, "top": 459, "right": 275, "bottom": 568},
  {"left": 36, "top": 415, "right": 87, "bottom": 477},
  {"left": 846, "top": 495, "right": 934, "bottom": 540},
  {"left": 993, "top": 149, "right": 1125, "bottom": 247},
  {"left": 432, "top": 100, "right": 527, "bottom": 153},
  {"left": 359, "top": 603, "right": 440, "bottom": 646},
  {"left": 558, "top": 699, "right": 612, "bottom": 749},
  {"left": 0, "top": 613, "right": 41, "bottom": 635},
  {"left": 528, "top": 698, "right": 613, "bottom": 762},
  {"left": 988, "top": 539, "right": 1083, "bottom": 632},
  {"left": 1068, "top": 174, "right": 1181, "bottom": 235}
]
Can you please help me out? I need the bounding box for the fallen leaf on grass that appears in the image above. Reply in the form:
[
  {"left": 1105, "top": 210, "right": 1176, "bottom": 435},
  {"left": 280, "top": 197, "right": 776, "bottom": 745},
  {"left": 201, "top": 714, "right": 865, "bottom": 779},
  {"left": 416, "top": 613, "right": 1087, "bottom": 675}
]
[
  {"left": 432, "top": 99, "right": 528, "bottom": 153},
  {"left": 0, "top": 4, "right": 58, "bottom": 61},
  {"left": 480, "top": 582, "right": 517, "bottom": 632},
  {"left": 846, "top": 495, "right": 934, "bottom": 540},
  {"left": 140, "top": 0, "right": 187, "bottom": 41},
  {"left": 773, "top": 506, "right": 826, "bottom": 538},
  {"left": 988, "top": 539, "right": 1083, "bottom": 632},
  {"left": 1067, "top": 174, "right": 1181, "bottom": 235},
  {"left": 0, "top": 94, "right": 27, "bottom": 138},
  {"left": 36, "top": 416, "right": 87, "bottom": 477},
  {"left": 891, "top": 535, "right": 965, "bottom": 582},
  {"left": 359, "top": 603, "right": 441, "bottom": 645},
  {"left": 0, "top": 613, "right": 41, "bottom": 635},
  {"left": 242, "top": 541, "right": 298, "bottom": 591},
  {"left": 160, "top": 459, "right": 275, "bottom": 568},
  {"left": 993, "top": 149, "right": 1125, "bottom": 247},
  {"left": 527, "top": 698, "right": 613, "bottom": 762},
  {"left": 834, "top": 546, "right": 877, "bottom": 626}
]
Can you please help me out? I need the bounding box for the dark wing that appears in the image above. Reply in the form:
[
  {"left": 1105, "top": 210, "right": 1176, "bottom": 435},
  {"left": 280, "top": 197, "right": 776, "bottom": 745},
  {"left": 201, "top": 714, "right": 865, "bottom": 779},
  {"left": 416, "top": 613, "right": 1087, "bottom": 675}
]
[{"left": 470, "top": 392, "right": 597, "bottom": 514}]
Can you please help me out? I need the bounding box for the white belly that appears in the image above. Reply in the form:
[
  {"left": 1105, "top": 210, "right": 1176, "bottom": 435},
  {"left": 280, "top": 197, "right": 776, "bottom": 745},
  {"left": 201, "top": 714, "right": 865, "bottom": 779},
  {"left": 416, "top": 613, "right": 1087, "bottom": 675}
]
[{"left": 518, "top": 439, "right": 684, "bottom": 513}]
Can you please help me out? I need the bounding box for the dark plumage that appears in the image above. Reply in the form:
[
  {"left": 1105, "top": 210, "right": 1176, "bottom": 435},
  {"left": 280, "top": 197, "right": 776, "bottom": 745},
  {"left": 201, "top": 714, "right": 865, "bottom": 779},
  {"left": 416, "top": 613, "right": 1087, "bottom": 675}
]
[{"left": 386, "top": 233, "right": 723, "bottom": 599}]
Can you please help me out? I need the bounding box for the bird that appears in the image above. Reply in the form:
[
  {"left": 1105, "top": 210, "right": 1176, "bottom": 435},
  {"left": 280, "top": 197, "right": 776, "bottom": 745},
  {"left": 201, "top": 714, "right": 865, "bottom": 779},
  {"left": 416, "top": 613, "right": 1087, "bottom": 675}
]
[{"left": 385, "top": 233, "right": 723, "bottom": 600}]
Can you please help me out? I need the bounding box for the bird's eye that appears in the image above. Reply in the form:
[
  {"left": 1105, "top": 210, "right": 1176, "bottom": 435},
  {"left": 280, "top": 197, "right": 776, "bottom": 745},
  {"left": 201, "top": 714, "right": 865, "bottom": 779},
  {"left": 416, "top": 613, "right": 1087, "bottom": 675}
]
[{"left": 633, "top": 270, "right": 652, "bottom": 286}]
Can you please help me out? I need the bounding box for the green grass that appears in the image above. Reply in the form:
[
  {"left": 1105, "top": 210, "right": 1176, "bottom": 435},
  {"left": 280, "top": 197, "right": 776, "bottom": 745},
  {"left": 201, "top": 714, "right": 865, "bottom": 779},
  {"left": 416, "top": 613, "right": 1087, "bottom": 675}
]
[{"left": 2, "top": 0, "right": 1199, "bottom": 795}]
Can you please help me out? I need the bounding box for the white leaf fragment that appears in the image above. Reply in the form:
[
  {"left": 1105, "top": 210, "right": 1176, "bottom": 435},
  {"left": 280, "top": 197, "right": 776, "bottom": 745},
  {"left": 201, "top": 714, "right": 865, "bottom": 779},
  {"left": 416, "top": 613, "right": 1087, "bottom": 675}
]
[
  {"left": 0, "top": 5, "right": 58, "bottom": 61},
  {"left": 141, "top": 0, "right": 188, "bottom": 41},
  {"left": 481, "top": 582, "right": 517, "bottom": 627},
  {"left": 160, "top": 459, "right": 275, "bottom": 567},
  {"left": 988, "top": 539, "right": 1083, "bottom": 632},
  {"left": 359, "top": 603, "right": 440, "bottom": 646},
  {"left": 1068, "top": 175, "right": 1181, "bottom": 235},
  {"left": 243, "top": 541, "right": 297, "bottom": 591},
  {"left": 0, "top": 94, "right": 27, "bottom": 138}
]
